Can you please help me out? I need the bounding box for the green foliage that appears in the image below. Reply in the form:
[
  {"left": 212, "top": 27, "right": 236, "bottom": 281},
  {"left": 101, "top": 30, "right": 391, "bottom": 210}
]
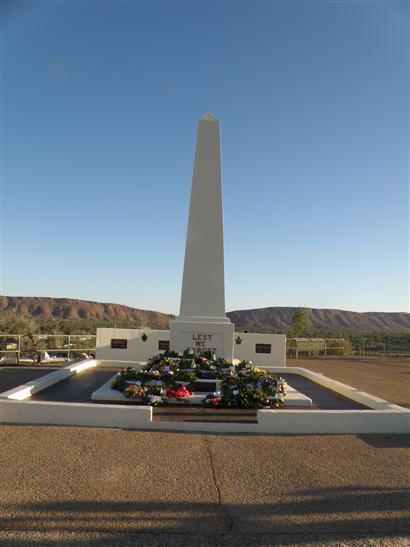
[
  {"left": 207, "top": 360, "right": 286, "bottom": 409},
  {"left": 289, "top": 308, "right": 309, "bottom": 336},
  {"left": 0, "top": 313, "right": 169, "bottom": 337},
  {"left": 305, "top": 329, "right": 410, "bottom": 353},
  {"left": 112, "top": 350, "right": 287, "bottom": 409},
  {"left": 0, "top": 309, "right": 39, "bottom": 337}
]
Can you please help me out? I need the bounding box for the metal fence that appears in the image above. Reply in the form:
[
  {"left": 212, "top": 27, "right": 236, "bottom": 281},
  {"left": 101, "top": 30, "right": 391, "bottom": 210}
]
[
  {"left": 287, "top": 338, "right": 345, "bottom": 359},
  {"left": 0, "top": 334, "right": 96, "bottom": 363},
  {"left": 287, "top": 338, "right": 409, "bottom": 358},
  {"left": 354, "top": 341, "right": 409, "bottom": 356}
]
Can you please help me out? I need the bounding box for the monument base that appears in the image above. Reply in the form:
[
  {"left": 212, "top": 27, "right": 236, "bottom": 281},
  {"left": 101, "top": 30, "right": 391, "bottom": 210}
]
[{"left": 170, "top": 319, "right": 234, "bottom": 361}]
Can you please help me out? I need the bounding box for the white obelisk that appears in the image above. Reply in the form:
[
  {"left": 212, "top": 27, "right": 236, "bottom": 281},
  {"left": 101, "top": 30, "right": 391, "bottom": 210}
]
[{"left": 170, "top": 113, "right": 234, "bottom": 359}]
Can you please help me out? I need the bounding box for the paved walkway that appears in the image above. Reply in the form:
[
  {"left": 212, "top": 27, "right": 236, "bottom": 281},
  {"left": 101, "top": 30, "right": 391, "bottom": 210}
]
[
  {"left": 31, "top": 367, "right": 118, "bottom": 403},
  {"left": 0, "top": 426, "right": 409, "bottom": 546},
  {"left": 0, "top": 366, "right": 58, "bottom": 393}
]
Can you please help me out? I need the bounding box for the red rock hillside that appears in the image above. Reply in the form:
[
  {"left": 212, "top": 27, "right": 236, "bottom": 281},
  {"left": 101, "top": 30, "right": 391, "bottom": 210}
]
[{"left": 1, "top": 296, "right": 409, "bottom": 332}]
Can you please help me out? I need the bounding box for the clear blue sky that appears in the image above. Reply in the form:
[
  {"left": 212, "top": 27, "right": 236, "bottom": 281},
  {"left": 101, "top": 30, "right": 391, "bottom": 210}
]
[{"left": 2, "top": 1, "right": 409, "bottom": 314}]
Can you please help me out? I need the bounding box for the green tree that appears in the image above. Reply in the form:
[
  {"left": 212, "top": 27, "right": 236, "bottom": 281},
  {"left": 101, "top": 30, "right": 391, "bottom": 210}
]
[
  {"left": 0, "top": 308, "right": 39, "bottom": 336},
  {"left": 289, "top": 308, "right": 309, "bottom": 337},
  {"left": 0, "top": 309, "right": 40, "bottom": 363}
]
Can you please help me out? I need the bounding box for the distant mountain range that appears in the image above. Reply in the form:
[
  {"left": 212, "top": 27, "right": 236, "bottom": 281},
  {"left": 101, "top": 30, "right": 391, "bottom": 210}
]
[
  {"left": 228, "top": 307, "right": 409, "bottom": 333},
  {"left": 1, "top": 296, "right": 172, "bottom": 325},
  {"left": 1, "top": 296, "right": 409, "bottom": 333}
]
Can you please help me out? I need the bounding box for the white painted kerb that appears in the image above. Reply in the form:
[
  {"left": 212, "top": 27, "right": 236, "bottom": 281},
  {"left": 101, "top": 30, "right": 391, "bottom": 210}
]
[
  {"left": 1, "top": 360, "right": 408, "bottom": 433},
  {"left": 256, "top": 409, "right": 410, "bottom": 434},
  {"left": 0, "top": 400, "right": 152, "bottom": 428},
  {"left": 0, "top": 359, "right": 97, "bottom": 401}
]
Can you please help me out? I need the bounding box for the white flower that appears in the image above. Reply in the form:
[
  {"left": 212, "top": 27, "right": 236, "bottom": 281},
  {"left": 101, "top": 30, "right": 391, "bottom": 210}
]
[
  {"left": 232, "top": 389, "right": 239, "bottom": 396},
  {"left": 148, "top": 395, "right": 162, "bottom": 405}
]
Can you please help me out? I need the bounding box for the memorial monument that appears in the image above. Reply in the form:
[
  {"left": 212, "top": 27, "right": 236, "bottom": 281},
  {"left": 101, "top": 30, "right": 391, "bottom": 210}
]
[
  {"left": 95, "top": 114, "right": 286, "bottom": 367},
  {"left": 170, "top": 113, "right": 234, "bottom": 359}
]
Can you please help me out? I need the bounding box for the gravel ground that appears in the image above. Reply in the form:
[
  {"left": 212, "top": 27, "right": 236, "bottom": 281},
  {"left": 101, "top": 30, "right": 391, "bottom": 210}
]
[
  {"left": 1, "top": 356, "right": 409, "bottom": 546},
  {"left": 1, "top": 428, "right": 409, "bottom": 546},
  {"left": 293, "top": 356, "right": 410, "bottom": 408}
]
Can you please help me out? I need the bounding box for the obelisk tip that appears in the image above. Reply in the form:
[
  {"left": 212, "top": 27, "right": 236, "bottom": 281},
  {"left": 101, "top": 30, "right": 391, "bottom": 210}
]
[{"left": 200, "top": 112, "right": 218, "bottom": 121}]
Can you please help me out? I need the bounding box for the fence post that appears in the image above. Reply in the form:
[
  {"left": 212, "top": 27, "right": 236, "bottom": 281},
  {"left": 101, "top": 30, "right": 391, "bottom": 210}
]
[
  {"left": 17, "top": 335, "right": 21, "bottom": 364},
  {"left": 67, "top": 335, "right": 71, "bottom": 361}
]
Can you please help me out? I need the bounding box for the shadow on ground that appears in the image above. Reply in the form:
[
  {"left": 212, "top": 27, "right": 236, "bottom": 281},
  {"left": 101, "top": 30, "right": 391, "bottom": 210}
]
[
  {"left": 1, "top": 486, "right": 409, "bottom": 545},
  {"left": 357, "top": 434, "right": 410, "bottom": 448}
]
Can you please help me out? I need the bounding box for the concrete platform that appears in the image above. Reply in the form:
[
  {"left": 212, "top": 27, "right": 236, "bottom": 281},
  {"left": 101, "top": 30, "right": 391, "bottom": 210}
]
[
  {"left": 3, "top": 360, "right": 408, "bottom": 433},
  {"left": 91, "top": 374, "right": 313, "bottom": 407}
]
